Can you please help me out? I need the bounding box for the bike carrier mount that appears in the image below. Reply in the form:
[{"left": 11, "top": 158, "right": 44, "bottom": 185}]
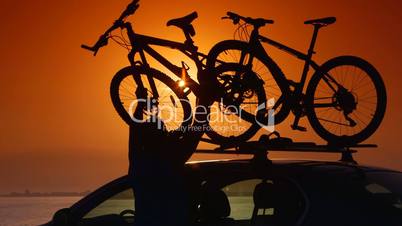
[{"left": 197, "top": 135, "right": 377, "bottom": 165}]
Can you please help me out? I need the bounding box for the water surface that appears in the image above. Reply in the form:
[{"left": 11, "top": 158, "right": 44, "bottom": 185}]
[{"left": 0, "top": 197, "right": 81, "bottom": 226}]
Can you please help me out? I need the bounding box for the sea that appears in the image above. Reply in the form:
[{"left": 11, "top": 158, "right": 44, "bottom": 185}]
[
  {"left": 0, "top": 193, "right": 259, "bottom": 225},
  {"left": 0, "top": 197, "right": 81, "bottom": 226}
]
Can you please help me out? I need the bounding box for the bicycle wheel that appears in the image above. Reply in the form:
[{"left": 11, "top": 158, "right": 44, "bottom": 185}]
[
  {"left": 207, "top": 40, "right": 290, "bottom": 125},
  {"left": 206, "top": 63, "right": 267, "bottom": 145},
  {"left": 306, "top": 56, "right": 386, "bottom": 145},
  {"left": 110, "top": 66, "right": 192, "bottom": 132}
]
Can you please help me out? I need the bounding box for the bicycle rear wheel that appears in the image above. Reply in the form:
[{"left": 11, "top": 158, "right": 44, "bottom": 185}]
[
  {"left": 306, "top": 56, "right": 386, "bottom": 145},
  {"left": 110, "top": 66, "right": 192, "bottom": 132},
  {"left": 206, "top": 63, "right": 267, "bottom": 145},
  {"left": 207, "top": 40, "right": 290, "bottom": 125}
]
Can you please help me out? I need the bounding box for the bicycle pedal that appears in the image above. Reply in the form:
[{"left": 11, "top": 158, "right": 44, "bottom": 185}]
[{"left": 291, "top": 125, "right": 307, "bottom": 132}]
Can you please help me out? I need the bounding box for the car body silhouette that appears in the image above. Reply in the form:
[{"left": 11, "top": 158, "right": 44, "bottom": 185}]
[{"left": 45, "top": 159, "right": 402, "bottom": 226}]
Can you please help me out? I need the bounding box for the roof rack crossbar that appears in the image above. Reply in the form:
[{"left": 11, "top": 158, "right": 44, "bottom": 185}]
[{"left": 196, "top": 139, "right": 378, "bottom": 164}]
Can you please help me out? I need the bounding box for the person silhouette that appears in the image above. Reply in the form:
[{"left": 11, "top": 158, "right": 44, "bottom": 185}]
[{"left": 128, "top": 87, "right": 211, "bottom": 226}]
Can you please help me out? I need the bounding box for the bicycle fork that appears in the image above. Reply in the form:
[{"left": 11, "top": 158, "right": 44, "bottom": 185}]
[{"left": 126, "top": 50, "right": 163, "bottom": 120}]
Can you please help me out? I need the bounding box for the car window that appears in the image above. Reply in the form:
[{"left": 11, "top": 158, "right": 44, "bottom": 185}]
[
  {"left": 219, "top": 178, "right": 306, "bottom": 226},
  {"left": 365, "top": 172, "right": 402, "bottom": 210},
  {"left": 83, "top": 188, "right": 135, "bottom": 219},
  {"left": 222, "top": 179, "right": 264, "bottom": 220}
]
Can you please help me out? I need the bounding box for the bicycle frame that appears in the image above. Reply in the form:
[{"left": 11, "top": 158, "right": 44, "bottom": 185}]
[
  {"left": 241, "top": 26, "right": 342, "bottom": 127},
  {"left": 121, "top": 22, "right": 208, "bottom": 98},
  {"left": 248, "top": 27, "right": 340, "bottom": 94},
  {"left": 258, "top": 36, "right": 339, "bottom": 94}
]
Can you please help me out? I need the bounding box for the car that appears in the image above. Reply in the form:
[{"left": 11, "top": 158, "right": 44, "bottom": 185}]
[{"left": 44, "top": 158, "right": 402, "bottom": 226}]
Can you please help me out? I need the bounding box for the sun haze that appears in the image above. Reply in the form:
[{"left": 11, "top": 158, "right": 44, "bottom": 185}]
[{"left": 0, "top": 0, "right": 401, "bottom": 193}]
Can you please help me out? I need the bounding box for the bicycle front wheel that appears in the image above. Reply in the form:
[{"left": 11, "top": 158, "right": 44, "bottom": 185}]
[
  {"left": 207, "top": 40, "right": 290, "bottom": 125},
  {"left": 206, "top": 63, "right": 267, "bottom": 145},
  {"left": 306, "top": 56, "right": 387, "bottom": 145},
  {"left": 110, "top": 66, "right": 192, "bottom": 132}
]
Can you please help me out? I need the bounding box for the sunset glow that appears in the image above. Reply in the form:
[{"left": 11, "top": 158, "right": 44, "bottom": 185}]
[{"left": 0, "top": 0, "right": 401, "bottom": 194}]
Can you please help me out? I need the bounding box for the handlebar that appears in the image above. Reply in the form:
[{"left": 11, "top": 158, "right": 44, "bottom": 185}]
[
  {"left": 118, "top": 0, "right": 140, "bottom": 21},
  {"left": 222, "top": 11, "right": 274, "bottom": 27},
  {"left": 81, "top": 0, "right": 139, "bottom": 56},
  {"left": 81, "top": 33, "right": 109, "bottom": 56}
]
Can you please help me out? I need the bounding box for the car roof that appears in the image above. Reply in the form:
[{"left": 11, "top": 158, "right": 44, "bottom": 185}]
[{"left": 186, "top": 158, "right": 400, "bottom": 175}]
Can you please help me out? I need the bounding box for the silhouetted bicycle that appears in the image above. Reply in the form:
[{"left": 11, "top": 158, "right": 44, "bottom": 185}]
[
  {"left": 207, "top": 12, "right": 386, "bottom": 146},
  {"left": 82, "top": 1, "right": 266, "bottom": 138}
]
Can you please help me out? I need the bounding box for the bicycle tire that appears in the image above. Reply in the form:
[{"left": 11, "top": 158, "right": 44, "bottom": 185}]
[
  {"left": 306, "top": 56, "right": 387, "bottom": 145},
  {"left": 205, "top": 63, "right": 267, "bottom": 145},
  {"left": 110, "top": 66, "right": 193, "bottom": 132},
  {"left": 206, "top": 40, "right": 291, "bottom": 126}
]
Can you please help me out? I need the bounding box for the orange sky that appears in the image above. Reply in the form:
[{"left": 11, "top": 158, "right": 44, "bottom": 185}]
[{"left": 0, "top": 0, "right": 401, "bottom": 193}]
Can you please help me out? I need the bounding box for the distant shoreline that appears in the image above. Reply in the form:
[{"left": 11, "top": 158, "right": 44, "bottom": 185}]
[
  {"left": 0, "top": 191, "right": 91, "bottom": 198},
  {"left": 0, "top": 195, "right": 85, "bottom": 198}
]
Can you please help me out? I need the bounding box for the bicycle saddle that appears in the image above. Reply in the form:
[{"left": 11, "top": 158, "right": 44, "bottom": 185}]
[
  {"left": 304, "top": 17, "right": 336, "bottom": 26},
  {"left": 167, "top": 12, "right": 198, "bottom": 37}
]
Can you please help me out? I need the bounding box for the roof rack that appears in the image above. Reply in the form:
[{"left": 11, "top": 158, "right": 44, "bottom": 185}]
[{"left": 197, "top": 135, "right": 377, "bottom": 164}]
